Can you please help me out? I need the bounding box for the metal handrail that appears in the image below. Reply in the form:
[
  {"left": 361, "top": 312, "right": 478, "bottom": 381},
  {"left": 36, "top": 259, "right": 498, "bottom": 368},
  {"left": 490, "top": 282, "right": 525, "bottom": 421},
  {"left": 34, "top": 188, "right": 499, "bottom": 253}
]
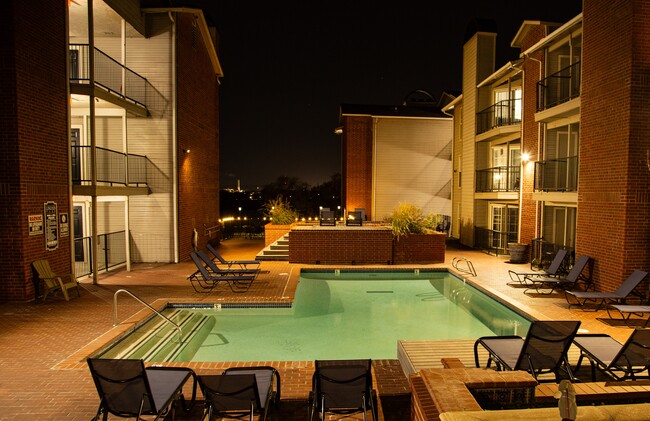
[
  {"left": 452, "top": 256, "right": 477, "bottom": 277},
  {"left": 113, "top": 289, "right": 183, "bottom": 342}
]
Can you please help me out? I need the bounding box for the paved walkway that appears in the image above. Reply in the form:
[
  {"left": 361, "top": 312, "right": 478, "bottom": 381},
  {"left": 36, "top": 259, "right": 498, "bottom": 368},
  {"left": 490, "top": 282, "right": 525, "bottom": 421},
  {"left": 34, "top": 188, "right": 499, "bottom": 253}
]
[{"left": 0, "top": 237, "right": 638, "bottom": 420}]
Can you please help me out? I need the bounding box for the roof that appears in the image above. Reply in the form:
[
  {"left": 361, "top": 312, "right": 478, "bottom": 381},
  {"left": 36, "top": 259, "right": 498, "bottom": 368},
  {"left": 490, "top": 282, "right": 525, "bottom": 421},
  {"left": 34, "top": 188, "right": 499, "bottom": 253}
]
[
  {"left": 511, "top": 20, "right": 562, "bottom": 48},
  {"left": 520, "top": 13, "right": 583, "bottom": 57},
  {"left": 339, "top": 104, "right": 451, "bottom": 119}
]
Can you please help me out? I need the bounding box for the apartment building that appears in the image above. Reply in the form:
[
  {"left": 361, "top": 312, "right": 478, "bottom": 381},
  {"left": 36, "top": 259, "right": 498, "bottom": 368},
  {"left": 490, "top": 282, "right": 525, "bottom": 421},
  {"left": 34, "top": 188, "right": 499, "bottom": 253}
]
[
  {"left": 1, "top": 0, "right": 223, "bottom": 301},
  {"left": 339, "top": 101, "right": 453, "bottom": 222},
  {"left": 445, "top": 0, "right": 650, "bottom": 290}
]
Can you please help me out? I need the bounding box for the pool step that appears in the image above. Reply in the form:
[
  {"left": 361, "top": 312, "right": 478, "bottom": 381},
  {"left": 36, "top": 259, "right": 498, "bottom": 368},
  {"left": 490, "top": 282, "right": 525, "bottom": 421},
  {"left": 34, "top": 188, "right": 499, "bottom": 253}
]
[{"left": 100, "top": 309, "right": 215, "bottom": 362}]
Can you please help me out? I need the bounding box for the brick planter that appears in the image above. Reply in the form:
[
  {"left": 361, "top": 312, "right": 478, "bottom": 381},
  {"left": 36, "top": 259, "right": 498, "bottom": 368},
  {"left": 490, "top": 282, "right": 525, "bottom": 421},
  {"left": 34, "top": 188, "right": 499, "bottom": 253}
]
[
  {"left": 393, "top": 233, "right": 446, "bottom": 264},
  {"left": 264, "top": 223, "right": 293, "bottom": 247}
]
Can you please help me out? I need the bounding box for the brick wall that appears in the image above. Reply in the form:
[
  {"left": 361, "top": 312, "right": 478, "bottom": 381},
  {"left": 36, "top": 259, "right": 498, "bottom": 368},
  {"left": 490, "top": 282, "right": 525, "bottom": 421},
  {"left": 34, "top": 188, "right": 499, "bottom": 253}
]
[
  {"left": 264, "top": 223, "right": 292, "bottom": 247},
  {"left": 289, "top": 229, "right": 394, "bottom": 264},
  {"left": 579, "top": 0, "right": 650, "bottom": 290},
  {"left": 393, "top": 233, "right": 446, "bottom": 264},
  {"left": 176, "top": 13, "right": 221, "bottom": 261},
  {"left": 0, "top": 0, "right": 70, "bottom": 302},
  {"left": 519, "top": 25, "right": 547, "bottom": 247},
  {"left": 342, "top": 116, "right": 373, "bottom": 220}
]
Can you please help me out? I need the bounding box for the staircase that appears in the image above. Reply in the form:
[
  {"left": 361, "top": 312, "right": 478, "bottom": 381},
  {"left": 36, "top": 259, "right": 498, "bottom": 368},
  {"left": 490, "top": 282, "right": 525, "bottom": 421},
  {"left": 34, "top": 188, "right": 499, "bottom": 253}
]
[
  {"left": 100, "top": 309, "right": 215, "bottom": 362},
  {"left": 256, "top": 234, "right": 289, "bottom": 261}
]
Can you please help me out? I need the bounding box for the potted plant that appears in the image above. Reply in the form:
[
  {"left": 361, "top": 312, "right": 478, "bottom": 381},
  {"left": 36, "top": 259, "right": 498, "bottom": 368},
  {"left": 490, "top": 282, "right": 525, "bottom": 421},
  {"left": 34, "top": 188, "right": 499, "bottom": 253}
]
[
  {"left": 508, "top": 242, "right": 529, "bottom": 264},
  {"left": 262, "top": 196, "right": 299, "bottom": 246},
  {"left": 385, "top": 203, "right": 445, "bottom": 264}
]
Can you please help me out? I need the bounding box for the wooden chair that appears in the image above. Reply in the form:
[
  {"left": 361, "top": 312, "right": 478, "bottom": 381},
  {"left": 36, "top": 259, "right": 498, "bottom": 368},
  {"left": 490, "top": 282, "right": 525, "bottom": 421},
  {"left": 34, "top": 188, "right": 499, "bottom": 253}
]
[{"left": 32, "top": 259, "right": 79, "bottom": 301}]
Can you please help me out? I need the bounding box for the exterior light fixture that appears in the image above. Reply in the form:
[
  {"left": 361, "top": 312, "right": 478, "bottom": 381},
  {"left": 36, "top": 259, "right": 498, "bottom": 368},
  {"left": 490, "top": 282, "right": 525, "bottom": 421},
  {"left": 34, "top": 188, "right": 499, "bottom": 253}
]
[
  {"left": 521, "top": 152, "right": 530, "bottom": 162},
  {"left": 183, "top": 149, "right": 191, "bottom": 154}
]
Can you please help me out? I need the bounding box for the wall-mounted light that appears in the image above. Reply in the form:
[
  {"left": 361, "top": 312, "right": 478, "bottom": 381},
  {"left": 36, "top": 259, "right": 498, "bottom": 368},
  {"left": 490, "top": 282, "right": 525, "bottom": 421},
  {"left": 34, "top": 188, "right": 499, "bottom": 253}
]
[
  {"left": 521, "top": 152, "right": 530, "bottom": 162},
  {"left": 183, "top": 149, "right": 191, "bottom": 154}
]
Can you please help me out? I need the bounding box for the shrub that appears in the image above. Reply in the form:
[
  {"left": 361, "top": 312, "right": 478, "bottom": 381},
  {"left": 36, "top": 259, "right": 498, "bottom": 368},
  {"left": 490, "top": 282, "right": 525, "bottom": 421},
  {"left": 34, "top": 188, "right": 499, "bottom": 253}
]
[
  {"left": 262, "top": 196, "right": 299, "bottom": 225},
  {"left": 385, "top": 203, "right": 439, "bottom": 236}
]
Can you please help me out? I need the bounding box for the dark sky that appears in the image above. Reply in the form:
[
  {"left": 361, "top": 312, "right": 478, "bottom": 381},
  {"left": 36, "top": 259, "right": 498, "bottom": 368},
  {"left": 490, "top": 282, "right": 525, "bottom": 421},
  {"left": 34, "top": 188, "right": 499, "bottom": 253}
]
[{"left": 173, "top": 1, "right": 582, "bottom": 190}]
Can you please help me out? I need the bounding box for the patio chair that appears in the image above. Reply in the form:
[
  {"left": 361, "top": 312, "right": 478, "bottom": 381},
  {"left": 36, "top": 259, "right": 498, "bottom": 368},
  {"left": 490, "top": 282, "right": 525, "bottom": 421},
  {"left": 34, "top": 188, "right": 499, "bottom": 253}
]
[
  {"left": 507, "top": 248, "right": 568, "bottom": 286},
  {"left": 87, "top": 358, "right": 197, "bottom": 421},
  {"left": 346, "top": 211, "right": 363, "bottom": 226},
  {"left": 523, "top": 255, "right": 593, "bottom": 295},
  {"left": 187, "top": 252, "right": 255, "bottom": 293},
  {"left": 565, "top": 269, "right": 649, "bottom": 311},
  {"left": 32, "top": 258, "right": 80, "bottom": 301},
  {"left": 198, "top": 366, "right": 280, "bottom": 421},
  {"left": 196, "top": 250, "right": 259, "bottom": 279},
  {"left": 319, "top": 209, "right": 337, "bottom": 226},
  {"left": 573, "top": 329, "right": 650, "bottom": 381},
  {"left": 206, "top": 243, "right": 261, "bottom": 270},
  {"left": 473, "top": 320, "right": 581, "bottom": 382},
  {"left": 308, "top": 359, "right": 378, "bottom": 421}
]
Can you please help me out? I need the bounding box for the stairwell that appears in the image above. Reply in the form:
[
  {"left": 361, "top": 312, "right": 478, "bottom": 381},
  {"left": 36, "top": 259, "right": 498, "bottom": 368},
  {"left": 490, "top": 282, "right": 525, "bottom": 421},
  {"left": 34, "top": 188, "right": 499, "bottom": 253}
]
[{"left": 256, "top": 234, "right": 289, "bottom": 261}]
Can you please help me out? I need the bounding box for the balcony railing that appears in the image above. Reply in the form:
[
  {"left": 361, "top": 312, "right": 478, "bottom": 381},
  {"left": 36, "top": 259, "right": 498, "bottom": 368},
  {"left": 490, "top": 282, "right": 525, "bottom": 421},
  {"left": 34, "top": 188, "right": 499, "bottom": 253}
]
[
  {"left": 475, "top": 166, "right": 520, "bottom": 192},
  {"left": 533, "top": 156, "right": 578, "bottom": 192},
  {"left": 537, "top": 61, "right": 581, "bottom": 111},
  {"left": 474, "top": 227, "right": 518, "bottom": 256},
  {"left": 72, "top": 145, "right": 149, "bottom": 186},
  {"left": 69, "top": 44, "right": 149, "bottom": 108},
  {"left": 74, "top": 231, "right": 126, "bottom": 277},
  {"left": 476, "top": 99, "right": 521, "bottom": 135}
]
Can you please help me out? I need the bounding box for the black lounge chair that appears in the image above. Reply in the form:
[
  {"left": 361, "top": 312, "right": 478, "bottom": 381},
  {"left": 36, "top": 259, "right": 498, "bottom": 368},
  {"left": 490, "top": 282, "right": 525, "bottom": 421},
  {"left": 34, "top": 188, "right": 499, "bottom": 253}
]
[
  {"left": 319, "top": 209, "right": 337, "bottom": 226},
  {"left": 87, "top": 358, "right": 197, "bottom": 421},
  {"left": 607, "top": 304, "right": 650, "bottom": 328},
  {"left": 565, "top": 269, "right": 649, "bottom": 311},
  {"left": 507, "top": 248, "right": 568, "bottom": 286},
  {"left": 187, "top": 251, "right": 255, "bottom": 293},
  {"left": 573, "top": 329, "right": 650, "bottom": 381},
  {"left": 524, "top": 255, "right": 593, "bottom": 295},
  {"left": 308, "top": 359, "right": 378, "bottom": 421},
  {"left": 206, "top": 243, "right": 261, "bottom": 270},
  {"left": 474, "top": 320, "right": 581, "bottom": 382},
  {"left": 346, "top": 211, "right": 363, "bottom": 226},
  {"left": 199, "top": 366, "right": 280, "bottom": 421},
  {"left": 196, "top": 250, "right": 259, "bottom": 279}
]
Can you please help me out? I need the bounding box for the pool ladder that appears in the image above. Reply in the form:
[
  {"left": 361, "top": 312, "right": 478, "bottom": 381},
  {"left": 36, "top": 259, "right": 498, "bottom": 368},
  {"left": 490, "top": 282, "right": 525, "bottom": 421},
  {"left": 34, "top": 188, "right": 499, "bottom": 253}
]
[
  {"left": 452, "top": 257, "right": 477, "bottom": 277},
  {"left": 113, "top": 289, "right": 184, "bottom": 343}
]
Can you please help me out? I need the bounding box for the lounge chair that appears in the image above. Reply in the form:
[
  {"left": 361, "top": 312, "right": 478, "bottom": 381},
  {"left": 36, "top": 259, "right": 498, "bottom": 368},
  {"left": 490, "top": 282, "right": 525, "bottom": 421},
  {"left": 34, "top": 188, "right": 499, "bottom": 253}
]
[
  {"left": 473, "top": 320, "right": 581, "bottom": 382},
  {"left": 565, "top": 269, "right": 649, "bottom": 311},
  {"left": 524, "top": 255, "right": 593, "bottom": 295},
  {"left": 188, "top": 252, "right": 255, "bottom": 293},
  {"left": 87, "top": 358, "right": 197, "bottom": 420},
  {"left": 206, "top": 243, "right": 261, "bottom": 270},
  {"left": 346, "top": 211, "right": 363, "bottom": 226},
  {"left": 507, "top": 248, "right": 568, "bottom": 286},
  {"left": 607, "top": 304, "right": 650, "bottom": 328},
  {"left": 197, "top": 250, "right": 259, "bottom": 279},
  {"left": 308, "top": 359, "right": 378, "bottom": 421},
  {"left": 32, "top": 259, "right": 80, "bottom": 301},
  {"left": 198, "top": 366, "right": 280, "bottom": 421},
  {"left": 573, "top": 329, "right": 650, "bottom": 381},
  {"left": 319, "top": 209, "right": 337, "bottom": 226}
]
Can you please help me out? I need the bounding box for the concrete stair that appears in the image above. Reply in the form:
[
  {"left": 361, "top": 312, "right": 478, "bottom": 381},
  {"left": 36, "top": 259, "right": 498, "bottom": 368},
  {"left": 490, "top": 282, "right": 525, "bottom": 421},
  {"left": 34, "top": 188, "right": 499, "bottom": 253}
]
[{"left": 256, "top": 234, "right": 289, "bottom": 261}]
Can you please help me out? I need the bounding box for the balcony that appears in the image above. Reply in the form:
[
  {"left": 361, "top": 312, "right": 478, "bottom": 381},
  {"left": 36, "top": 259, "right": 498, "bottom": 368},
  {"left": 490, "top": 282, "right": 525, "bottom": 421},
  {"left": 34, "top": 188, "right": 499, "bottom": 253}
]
[
  {"left": 537, "top": 62, "right": 581, "bottom": 112},
  {"left": 533, "top": 156, "right": 578, "bottom": 192},
  {"left": 72, "top": 146, "right": 151, "bottom": 196},
  {"left": 476, "top": 99, "right": 521, "bottom": 135},
  {"left": 475, "top": 166, "right": 520, "bottom": 193},
  {"left": 69, "top": 44, "right": 150, "bottom": 114}
]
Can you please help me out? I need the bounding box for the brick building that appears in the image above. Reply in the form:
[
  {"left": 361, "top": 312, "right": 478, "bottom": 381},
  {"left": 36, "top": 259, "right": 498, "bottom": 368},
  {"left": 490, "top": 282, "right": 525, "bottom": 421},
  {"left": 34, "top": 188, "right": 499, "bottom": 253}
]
[
  {"left": 0, "top": 0, "right": 223, "bottom": 301},
  {"left": 444, "top": 1, "right": 650, "bottom": 291}
]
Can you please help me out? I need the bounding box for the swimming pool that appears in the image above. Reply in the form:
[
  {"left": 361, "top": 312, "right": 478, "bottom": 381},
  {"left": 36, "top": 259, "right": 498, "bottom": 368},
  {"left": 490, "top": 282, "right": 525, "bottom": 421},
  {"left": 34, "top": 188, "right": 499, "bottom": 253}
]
[{"left": 98, "top": 270, "right": 530, "bottom": 362}]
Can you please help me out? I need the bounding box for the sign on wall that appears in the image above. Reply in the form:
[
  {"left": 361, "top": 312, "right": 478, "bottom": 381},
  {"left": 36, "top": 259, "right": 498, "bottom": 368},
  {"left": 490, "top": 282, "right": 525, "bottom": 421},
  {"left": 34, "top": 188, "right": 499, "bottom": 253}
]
[
  {"left": 28, "top": 214, "right": 43, "bottom": 236},
  {"left": 59, "top": 213, "right": 69, "bottom": 237},
  {"left": 44, "top": 201, "right": 58, "bottom": 251}
]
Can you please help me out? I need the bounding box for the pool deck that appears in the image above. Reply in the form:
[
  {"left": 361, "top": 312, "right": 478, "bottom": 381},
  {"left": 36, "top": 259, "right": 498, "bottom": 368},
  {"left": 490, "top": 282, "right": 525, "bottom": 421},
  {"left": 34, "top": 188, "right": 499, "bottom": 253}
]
[{"left": 0, "top": 237, "right": 645, "bottom": 420}]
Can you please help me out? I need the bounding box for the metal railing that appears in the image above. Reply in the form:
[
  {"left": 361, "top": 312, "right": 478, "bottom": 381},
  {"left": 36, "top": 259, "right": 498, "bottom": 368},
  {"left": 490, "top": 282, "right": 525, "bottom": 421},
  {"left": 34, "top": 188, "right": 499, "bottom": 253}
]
[
  {"left": 113, "top": 289, "right": 183, "bottom": 342},
  {"left": 74, "top": 230, "right": 126, "bottom": 277},
  {"left": 534, "top": 156, "right": 578, "bottom": 192},
  {"left": 69, "top": 44, "right": 149, "bottom": 107},
  {"left": 476, "top": 98, "right": 521, "bottom": 134},
  {"left": 474, "top": 227, "right": 518, "bottom": 256},
  {"left": 530, "top": 238, "right": 574, "bottom": 272},
  {"left": 537, "top": 61, "right": 581, "bottom": 111},
  {"left": 72, "top": 145, "right": 149, "bottom": 186},
  {"left": 475, "top": 166, "right": 520, "bottom": 192}
]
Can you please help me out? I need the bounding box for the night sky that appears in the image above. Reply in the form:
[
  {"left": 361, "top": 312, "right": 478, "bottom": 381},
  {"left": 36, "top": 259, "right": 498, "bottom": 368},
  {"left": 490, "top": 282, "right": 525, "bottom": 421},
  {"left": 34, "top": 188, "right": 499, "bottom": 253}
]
[{"left": 156, "top": 1, "right": 583, "bottom": 190}]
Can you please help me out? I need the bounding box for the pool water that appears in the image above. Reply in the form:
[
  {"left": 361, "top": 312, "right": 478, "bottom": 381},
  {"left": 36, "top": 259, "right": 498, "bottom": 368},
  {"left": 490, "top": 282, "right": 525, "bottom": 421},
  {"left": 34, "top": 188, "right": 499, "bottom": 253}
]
[{"left": 181, "top": 271, "right": 530, "bottom": 362}]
